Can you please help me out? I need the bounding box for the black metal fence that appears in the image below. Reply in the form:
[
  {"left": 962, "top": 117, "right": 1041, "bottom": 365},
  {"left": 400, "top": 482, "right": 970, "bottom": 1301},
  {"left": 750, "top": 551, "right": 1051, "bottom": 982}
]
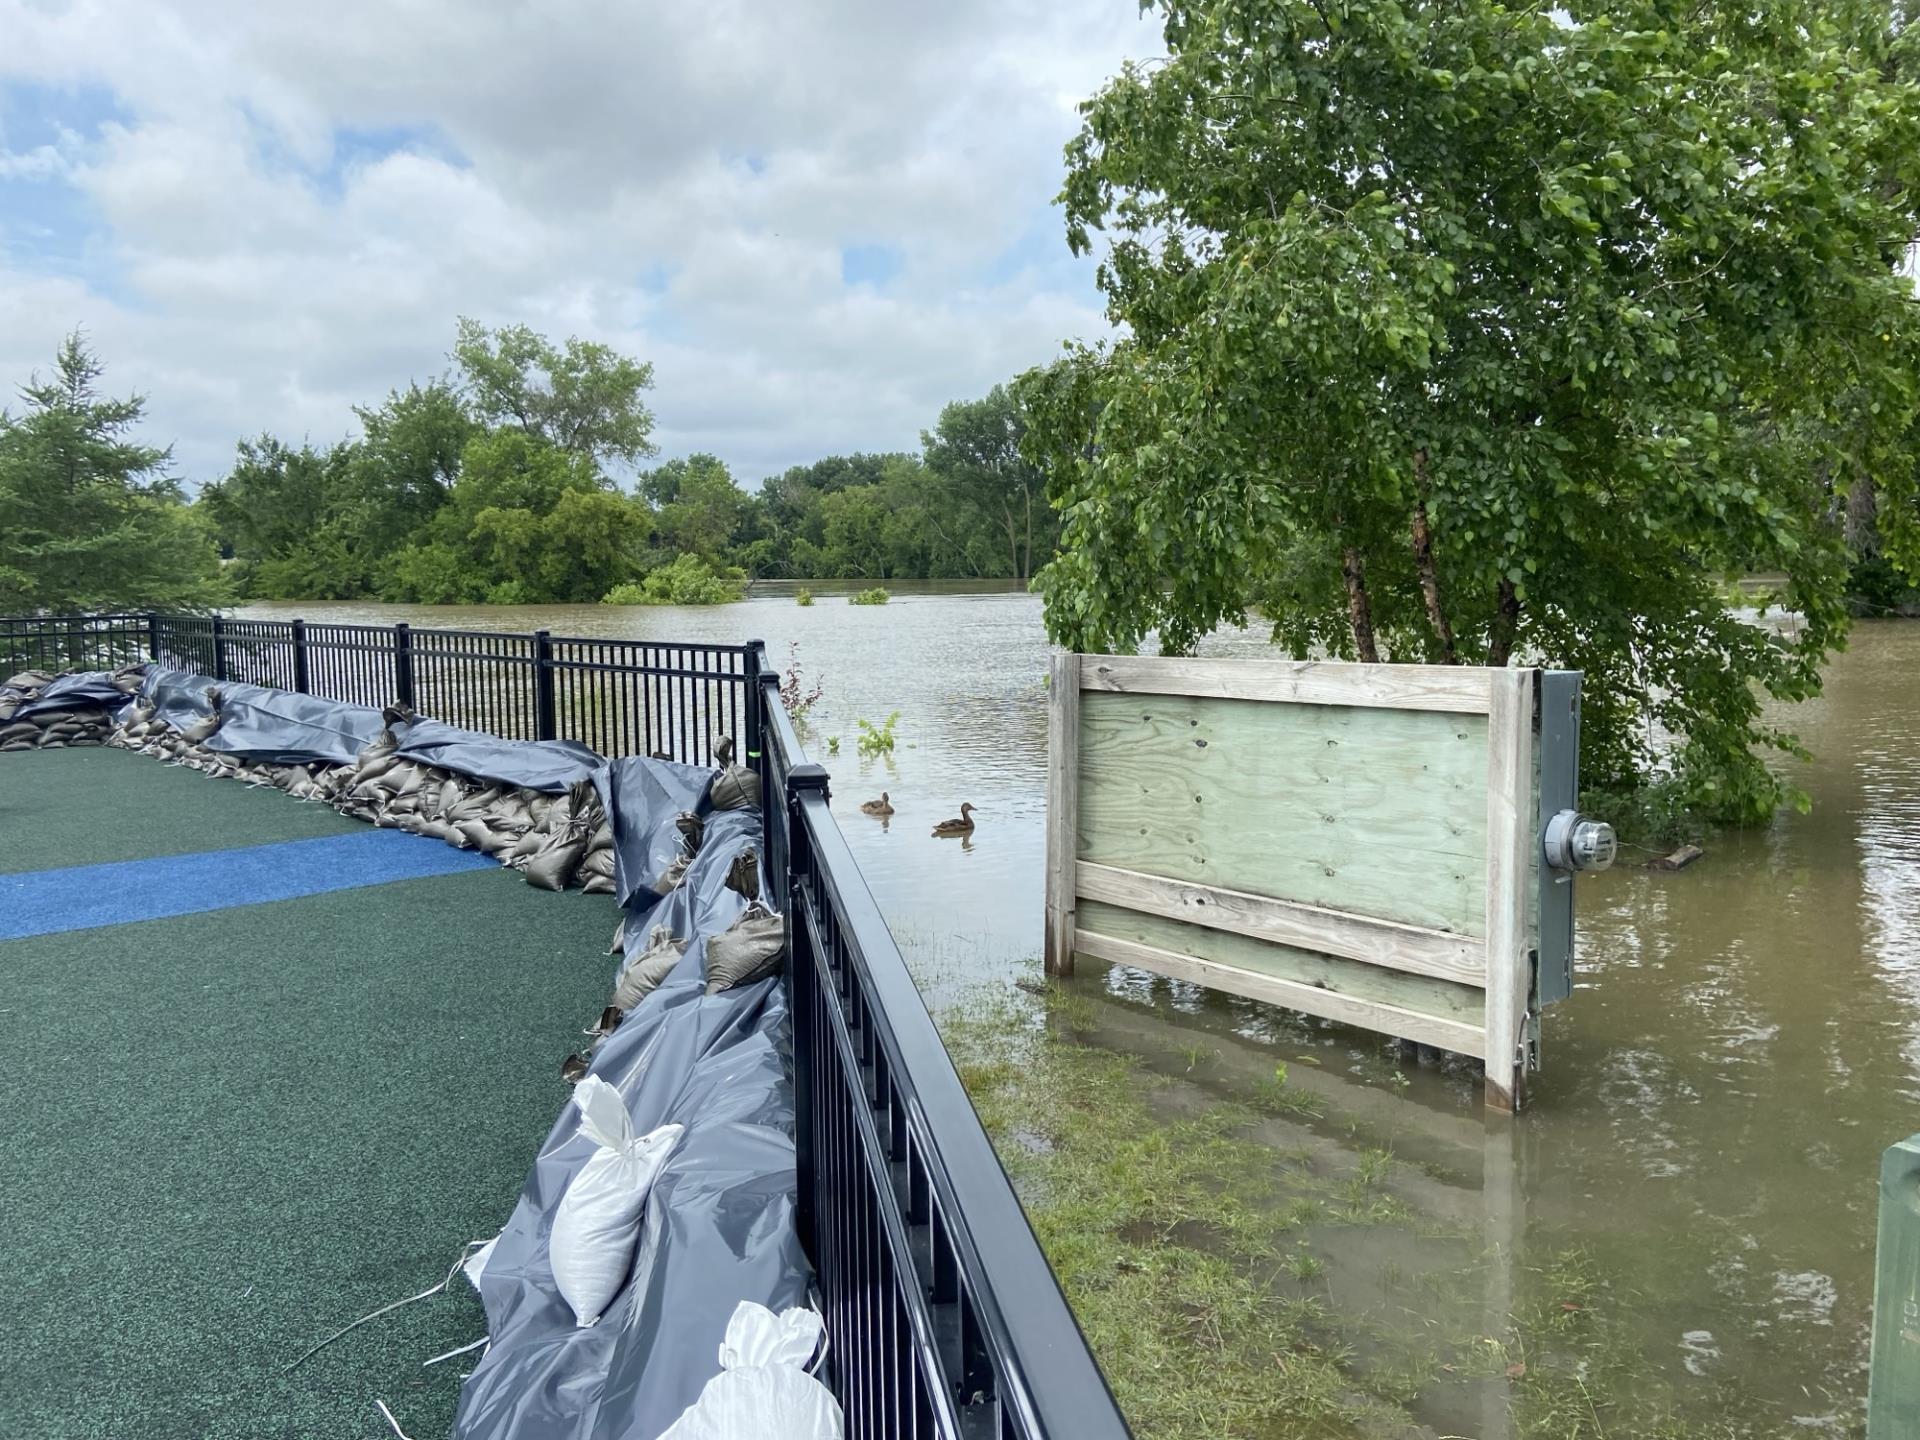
[
  {"left": 752, "top": 653, "right": 1130, "bottom": 1439},
  {"left": 3, "top": 611, "right": 1128, "bottom": 1438},
  {"left": 132, "top": 614, "right": 748, "bottom": 767}
]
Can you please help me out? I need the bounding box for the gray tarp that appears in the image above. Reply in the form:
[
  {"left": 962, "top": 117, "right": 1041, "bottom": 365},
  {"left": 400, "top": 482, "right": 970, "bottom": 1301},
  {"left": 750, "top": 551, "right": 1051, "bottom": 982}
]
[
  {"left": 455, "top": 764, "right": 804, "bottom": 1440},
  {"left": 139, "top": 669, "right": 390, "bottom": 766},
  {"left": 591, "top": 757, "right": 716, "bottom": 910},
  {"left": 397, "top": 720, "right": 606, "bottom": 795},
  {"left": 12, "top": 670, "right": 130, "bottom": 718}
]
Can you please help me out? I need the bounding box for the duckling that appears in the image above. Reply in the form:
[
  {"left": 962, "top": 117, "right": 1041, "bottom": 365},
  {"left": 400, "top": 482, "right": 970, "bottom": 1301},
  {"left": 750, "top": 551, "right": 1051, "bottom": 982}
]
[
  {"left": 931, "top": 802, "right": 979, "bottom": 837},
  {"left": 859, "top": 792, "right": 894, "bottom": 817}
]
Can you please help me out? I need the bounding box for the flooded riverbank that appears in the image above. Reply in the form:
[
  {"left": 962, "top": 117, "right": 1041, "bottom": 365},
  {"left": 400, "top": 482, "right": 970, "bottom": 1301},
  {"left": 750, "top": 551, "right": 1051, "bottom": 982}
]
[{"left": 241, "top": 592, "right": 1920, "bottom": 1435}]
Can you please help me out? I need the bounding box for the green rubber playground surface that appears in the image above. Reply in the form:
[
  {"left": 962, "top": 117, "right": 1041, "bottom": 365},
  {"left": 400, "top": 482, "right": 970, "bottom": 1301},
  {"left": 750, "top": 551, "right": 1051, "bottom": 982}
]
[{"left": 0, "top": 747, "right": 618, "bottom": 1439}]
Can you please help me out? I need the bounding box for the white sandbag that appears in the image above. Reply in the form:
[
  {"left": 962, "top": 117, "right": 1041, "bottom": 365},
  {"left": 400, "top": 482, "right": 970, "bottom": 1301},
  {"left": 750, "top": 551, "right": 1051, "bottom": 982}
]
[
  {"left": 549, "top": 1077, "right": 683, "bottom": 1328},
  {"left": 660, "top": 1302, "right": 840, "bottom": 1440}
]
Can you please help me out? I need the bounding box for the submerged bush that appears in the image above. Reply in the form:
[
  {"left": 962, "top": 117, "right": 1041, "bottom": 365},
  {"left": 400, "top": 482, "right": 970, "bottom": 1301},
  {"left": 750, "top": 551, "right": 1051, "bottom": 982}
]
[
  {"left": 604, "top": 554, "right": 746, "bottom": 606},
  {"left": 795, "top": 586, "right": 815, "bottom": 606},
  {"left": 849, "top": 587, "right": 890, "bottom": 606}
]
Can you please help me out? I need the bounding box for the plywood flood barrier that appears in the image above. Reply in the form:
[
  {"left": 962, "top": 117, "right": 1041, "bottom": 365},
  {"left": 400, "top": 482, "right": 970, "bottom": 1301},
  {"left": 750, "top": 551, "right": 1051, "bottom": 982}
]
[{"left": 1045, "top": 653, "right": 1560, "bottom": 1111}]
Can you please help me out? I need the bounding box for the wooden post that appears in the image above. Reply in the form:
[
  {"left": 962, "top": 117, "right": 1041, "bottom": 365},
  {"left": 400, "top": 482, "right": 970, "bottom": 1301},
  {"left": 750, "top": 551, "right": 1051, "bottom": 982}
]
[
  {"left": 1869, "top": 1133, "right": 1920, "bottom": 1437},
  {"left": 1482, "top": 668, "right": 1536, "bottom": 1111},
  {"left": 1044, "top": 650, "right": 1080, "bottom": 977}
]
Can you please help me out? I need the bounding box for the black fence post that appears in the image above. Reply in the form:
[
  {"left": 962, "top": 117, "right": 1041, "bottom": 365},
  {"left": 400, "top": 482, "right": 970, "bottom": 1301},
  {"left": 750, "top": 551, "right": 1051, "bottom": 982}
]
[
  {"left": 291, "top": 619, "right": 309, "bottom": 694},
  {"left": 785, "top": 760, "right": 830, "bottom": 1258},
  {"left": 211, "top": 614, "right": 228, "bottom": 682},
  {"left": 147, "top": 613, "right": 162, "bottom": 667},
  {"left": 745, "top": 638, "right": 776, "bottom": 893},
  {"left": 533, "top": 630, "right": 557, "bottom": 741},
  {"left": 393, "top": 622, "right": 415, "bottom": 708}
]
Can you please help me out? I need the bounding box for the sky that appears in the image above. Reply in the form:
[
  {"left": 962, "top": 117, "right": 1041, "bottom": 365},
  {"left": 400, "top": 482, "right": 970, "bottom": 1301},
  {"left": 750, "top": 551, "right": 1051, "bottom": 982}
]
[{"left": 0, "top": 1, "right": 1159, "bottom": 488}]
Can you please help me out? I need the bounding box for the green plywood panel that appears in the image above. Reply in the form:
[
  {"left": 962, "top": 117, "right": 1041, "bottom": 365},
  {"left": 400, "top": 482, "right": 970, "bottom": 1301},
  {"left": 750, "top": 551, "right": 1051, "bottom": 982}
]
[
  {"left": 1078, "top": 692, "right": 1489, "bottom": 936},
  {"left": 1077, "top": 899, "right": 1485, "bottom": 1027},
  {"left": 1870, "top": 1134, "right": 1920, "bottom": 1437}
]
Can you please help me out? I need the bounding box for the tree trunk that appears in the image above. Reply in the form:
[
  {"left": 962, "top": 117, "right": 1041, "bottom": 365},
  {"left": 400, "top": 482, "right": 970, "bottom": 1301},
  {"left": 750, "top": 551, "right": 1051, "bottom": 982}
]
[
  {"left": 1022, "top": 485, "right": 1035, "bottom": 584},
  {"left": 1488, "top": 577, "right": 1521, "bottom": 667},
  {"left": 1410, "top": 448, "right": 1457, "bottom": 664},
  {"left": 1341, "top": 545, "right": 1381, "bottom": 663}
]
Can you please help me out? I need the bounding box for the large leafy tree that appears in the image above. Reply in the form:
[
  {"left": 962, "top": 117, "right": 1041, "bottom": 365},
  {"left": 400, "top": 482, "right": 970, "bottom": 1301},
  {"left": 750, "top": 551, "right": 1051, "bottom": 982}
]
[
  {"left": 1019, "top": 0, "right": 1920, "bottom": 821},
  {"left": 0, "top": 334, "right": 226, "bottom": 614},
  {"left": 923, "top": 385, "right": 1057, "bottom": 582},
  {"left": 452, "top": 317, "right": 657, "bottom": 466}
]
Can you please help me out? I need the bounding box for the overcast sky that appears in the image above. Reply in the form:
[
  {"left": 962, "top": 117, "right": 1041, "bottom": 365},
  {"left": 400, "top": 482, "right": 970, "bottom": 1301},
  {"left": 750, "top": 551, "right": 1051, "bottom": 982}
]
[{"left": 0, "top": 1, "right": 1156, "bottom": 488}]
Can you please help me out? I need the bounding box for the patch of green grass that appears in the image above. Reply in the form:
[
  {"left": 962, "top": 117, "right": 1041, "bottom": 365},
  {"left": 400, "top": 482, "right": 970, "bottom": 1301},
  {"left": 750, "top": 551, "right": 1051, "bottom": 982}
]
[{"left": 944, "top": 980, "right": 1755, "bottom": 1440}]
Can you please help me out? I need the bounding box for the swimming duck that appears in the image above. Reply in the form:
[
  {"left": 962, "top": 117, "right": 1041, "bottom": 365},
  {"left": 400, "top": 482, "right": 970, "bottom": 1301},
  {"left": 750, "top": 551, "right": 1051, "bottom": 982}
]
[
  {"left": 931, "top": 803, "right": 979, "bottom": 837},
  {"left": 860, "top": 792, "right": 894, "bottom": 816}
]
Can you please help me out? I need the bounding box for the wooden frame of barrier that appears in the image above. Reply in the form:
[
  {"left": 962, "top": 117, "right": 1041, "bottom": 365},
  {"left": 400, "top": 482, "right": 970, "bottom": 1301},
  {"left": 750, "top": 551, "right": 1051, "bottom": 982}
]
[{"left": 1045, "top": 653, "right": 1540, "bottom": 1111}]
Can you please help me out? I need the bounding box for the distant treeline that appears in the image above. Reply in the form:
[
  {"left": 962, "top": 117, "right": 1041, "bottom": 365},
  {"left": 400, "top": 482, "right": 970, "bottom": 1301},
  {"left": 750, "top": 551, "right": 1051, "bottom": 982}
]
[{"left": 190, "top": 319, "right": 1054, "bottom": 605}]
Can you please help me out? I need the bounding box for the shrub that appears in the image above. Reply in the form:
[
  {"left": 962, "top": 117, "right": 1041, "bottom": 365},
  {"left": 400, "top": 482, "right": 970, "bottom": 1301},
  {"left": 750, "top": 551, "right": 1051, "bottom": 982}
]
[
  {"left": 604, "top": 554, "right": 746, "bottom": 606},
  {"left": 849, "top": 587, "right": 890, "bottom": 606},
  {"left": 795, "top": 587, "right": 814, "bottom": 606}
]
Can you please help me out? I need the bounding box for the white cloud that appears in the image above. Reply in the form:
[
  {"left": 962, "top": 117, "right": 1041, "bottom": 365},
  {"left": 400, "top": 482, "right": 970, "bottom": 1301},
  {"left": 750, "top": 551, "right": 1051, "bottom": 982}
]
[{"left": 0, "top": 0, "right": 1158, "bottom": 485}]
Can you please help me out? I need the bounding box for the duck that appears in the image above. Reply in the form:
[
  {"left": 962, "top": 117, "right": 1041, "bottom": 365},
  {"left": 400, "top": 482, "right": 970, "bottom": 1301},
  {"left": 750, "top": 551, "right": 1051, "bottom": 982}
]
[
  {"left": 859, "top": 792, "right": 894, "bottom": 817},
  {"left": 931, "top": 803, "right": 979, "bottom": 837}
]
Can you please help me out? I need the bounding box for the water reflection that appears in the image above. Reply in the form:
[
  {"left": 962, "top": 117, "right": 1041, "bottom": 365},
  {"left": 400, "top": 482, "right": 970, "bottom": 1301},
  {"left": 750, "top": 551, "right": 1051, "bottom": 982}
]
[{"left": 243, "top": 596, "right": 1920, "bottom": 1433}]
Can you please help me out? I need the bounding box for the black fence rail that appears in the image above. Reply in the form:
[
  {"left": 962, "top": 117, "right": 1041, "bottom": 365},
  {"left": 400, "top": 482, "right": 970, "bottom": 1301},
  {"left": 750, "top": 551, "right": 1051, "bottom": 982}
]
[
  {"left": 1, "top": 613, "right": 150, "bottom": 674},
  {"left": 134, "top": 614, "right": 748, "bottom": 768},
  {"left": 752, "top": 648, "right": 1130, "bottom": 1440},
  {"left": 3, "top": 612, "right": 1128, "bottom": 1438}
]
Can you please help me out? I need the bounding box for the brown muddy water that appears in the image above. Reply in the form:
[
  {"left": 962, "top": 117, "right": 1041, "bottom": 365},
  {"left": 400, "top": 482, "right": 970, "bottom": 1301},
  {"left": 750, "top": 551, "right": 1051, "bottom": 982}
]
[{"left": 244, "top": 588, "right": 1920, "bottom": 1436}]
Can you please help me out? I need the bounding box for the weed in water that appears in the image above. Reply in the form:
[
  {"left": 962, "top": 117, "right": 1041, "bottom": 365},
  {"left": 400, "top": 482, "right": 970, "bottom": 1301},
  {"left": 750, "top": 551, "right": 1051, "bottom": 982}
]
[
  {"left": 856, "top": 711, "right": 900, "bottom": 756},
  {"left": 795, "top": 586, "right": 814, "bottom": 606},
  {"left": 849, "top": 586, "right": 890, "bottom": 605},
  {"left": 780, "top": 641, "right": 824, "bottom": 728},
  {"left": 825, "top": 736, "right": 840, "bottom": 756}
]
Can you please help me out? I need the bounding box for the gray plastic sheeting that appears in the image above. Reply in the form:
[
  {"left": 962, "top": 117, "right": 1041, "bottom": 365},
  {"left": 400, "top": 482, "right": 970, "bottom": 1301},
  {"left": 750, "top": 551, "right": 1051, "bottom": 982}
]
[
  {"left": 139, "top": 669, "right": 390, "bottom": 766},
  {"left": 12, "top": 670, "right": 131, "bottom": 719},
  {"left": 591, "top": 757, "right": 714, "bottom": 911},
  {"left": 455, "top": 764, "right": 806, "bottom": 1440},
  {"left": 397, "top": 720, "right": 605, "bottom": 795},
  {"left": 124, "top": 666, "right": 809, "bottom": 1438}
]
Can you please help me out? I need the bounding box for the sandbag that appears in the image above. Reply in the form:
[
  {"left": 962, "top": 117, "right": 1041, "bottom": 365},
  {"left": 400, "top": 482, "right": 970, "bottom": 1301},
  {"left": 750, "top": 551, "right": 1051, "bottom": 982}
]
[
  {"left": 705, "top": 907, "right": 785, "bottom": 994},
  {"left": 549, "top": 1077, "right": 684, "bottom": 1328},
  {"left": 659, "top": 1303, "right": 839, "bottom": 1440},
  {"left": 652, "top": 854, "right": 691, "bottom": 896},
  {"left": 525, "top": 835, "right": 588, "bottom": 891},
  {"left": 709, "top": 764, "right": 761, "bottom": 813},
  {"left": 611, "top": 928, "right": 689, "bottom": 1011}
]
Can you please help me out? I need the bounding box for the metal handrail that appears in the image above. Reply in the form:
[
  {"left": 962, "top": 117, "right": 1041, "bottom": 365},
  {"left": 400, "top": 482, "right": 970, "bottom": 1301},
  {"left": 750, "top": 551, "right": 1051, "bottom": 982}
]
[{"left": 755, "top": 660, "right": 1131, "bottom": 1438}]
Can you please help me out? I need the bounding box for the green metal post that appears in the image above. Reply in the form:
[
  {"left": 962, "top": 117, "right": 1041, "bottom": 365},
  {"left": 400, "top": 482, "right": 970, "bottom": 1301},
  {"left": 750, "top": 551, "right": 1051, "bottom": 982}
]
[{"left": 1869, "top": 1133, "right": 1920, "bottom": 1437}]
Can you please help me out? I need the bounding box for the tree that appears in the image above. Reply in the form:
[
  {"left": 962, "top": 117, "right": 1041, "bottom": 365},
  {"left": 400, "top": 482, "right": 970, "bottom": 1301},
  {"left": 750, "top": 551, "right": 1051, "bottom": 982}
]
[
  {"left": 452, "top": 318, "right": 656, "bottom": 466},
  {"left": 1018, "top": 0, "right": 1920, "bottom": 822},
  {"left": 0, "top": 333, "right": 226, "bottom": 613},
  {"left": 645, "top": 453, "right": 747, "bottom": 562},
  {"left": 923, "top": 385, "right": 1055, "bottom": 582}
]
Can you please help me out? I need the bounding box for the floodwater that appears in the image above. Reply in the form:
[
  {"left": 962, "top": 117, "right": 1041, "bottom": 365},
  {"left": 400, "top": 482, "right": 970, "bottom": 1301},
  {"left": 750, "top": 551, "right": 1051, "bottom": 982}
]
[{"left": 243, "top": 588, "right": 1920, "bottom": 1436}]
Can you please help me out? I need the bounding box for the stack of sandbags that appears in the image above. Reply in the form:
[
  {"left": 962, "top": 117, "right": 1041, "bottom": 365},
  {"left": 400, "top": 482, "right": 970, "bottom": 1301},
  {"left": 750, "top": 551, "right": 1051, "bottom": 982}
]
[
  {"left": 108, "top": 689, "right": 620, "bottom": 895},
  {"left": 1, "top": 666, "right": 145, "bottom": 751}
]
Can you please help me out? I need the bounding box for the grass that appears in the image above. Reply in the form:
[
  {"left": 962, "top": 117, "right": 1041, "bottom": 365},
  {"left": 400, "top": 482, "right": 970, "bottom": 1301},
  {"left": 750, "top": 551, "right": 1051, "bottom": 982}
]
[
  {"left": 944, "top": 979, "right": 1769, "bottom": 1440},
  {"left": 849, "top": 586, "right": 889, "bottom": 605}
]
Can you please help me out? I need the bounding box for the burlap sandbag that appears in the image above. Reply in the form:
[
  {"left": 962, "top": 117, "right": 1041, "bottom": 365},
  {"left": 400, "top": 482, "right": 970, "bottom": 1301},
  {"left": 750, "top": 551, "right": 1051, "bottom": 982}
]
[
  {"left": 708, "top": 764, "right": 761, "bottom": 813},
  {"left": 612, "top": 929, "right": 688, "bottom": 1011},
  {"left": 525, "top": 834, "right": 588, "bottom": 891},
  {"left": 704, "top": 907, "right": 785, "bottom": 994}
]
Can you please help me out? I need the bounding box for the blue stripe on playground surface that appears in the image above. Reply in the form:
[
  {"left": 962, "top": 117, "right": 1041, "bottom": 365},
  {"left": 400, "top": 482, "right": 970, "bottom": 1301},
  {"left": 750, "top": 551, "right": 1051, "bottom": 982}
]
[{"left": 0, "top": 830, "right": 497, "bottom": 940}]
